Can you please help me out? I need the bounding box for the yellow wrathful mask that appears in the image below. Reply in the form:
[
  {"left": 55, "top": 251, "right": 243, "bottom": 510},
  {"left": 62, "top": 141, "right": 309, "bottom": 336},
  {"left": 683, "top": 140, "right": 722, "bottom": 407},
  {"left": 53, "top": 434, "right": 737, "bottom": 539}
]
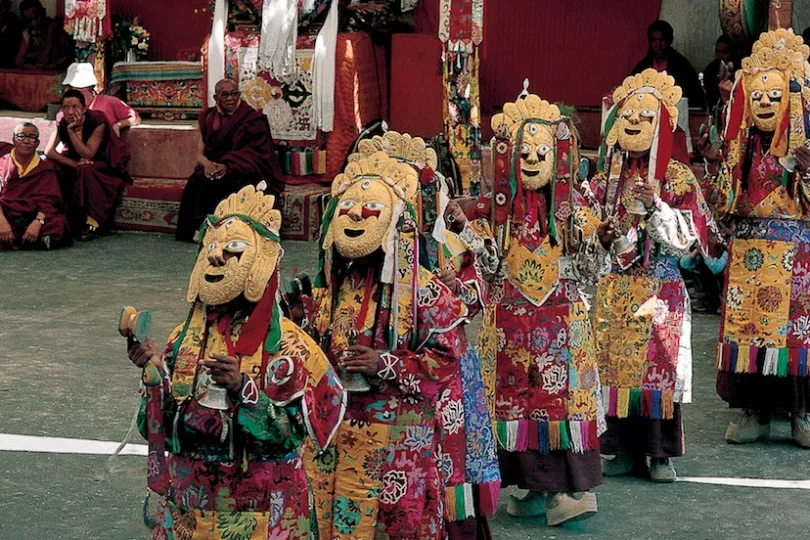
[
  {"left": 187, "top": 186, "right": 282, "bottom": 305},
  {"left": 606, "top": 68, "right": 681, "bottom": 154},
  {"left": 491, "top": 95, "right": 561, "bottom": 190},
  {"left": 323, "top": 151, "right": 418, "bottom": 260},
  {"left": 736, "top": 29, "right": 810, "bottom": 134}
]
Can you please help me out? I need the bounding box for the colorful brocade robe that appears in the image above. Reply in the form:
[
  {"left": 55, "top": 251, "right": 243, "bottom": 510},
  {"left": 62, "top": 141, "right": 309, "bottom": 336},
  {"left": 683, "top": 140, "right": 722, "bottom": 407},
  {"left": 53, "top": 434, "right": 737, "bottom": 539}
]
[
  {"left": 306, "top": 265, "right": 468, "bottom": 540},
  {"left": 710, "top": 133, "right": 810, "bottom": 379},
  {"left": 591, "top": 158, "right": 714, "bottom": 420},
  {"left": 477, "top": 190, "right": 609, "bottom": 457},
  {"left": 138, "top": 305, "right": 345, "bottom": 540},
  {"left": 421, "top": 224, "right": 501, "bottom": 523}
]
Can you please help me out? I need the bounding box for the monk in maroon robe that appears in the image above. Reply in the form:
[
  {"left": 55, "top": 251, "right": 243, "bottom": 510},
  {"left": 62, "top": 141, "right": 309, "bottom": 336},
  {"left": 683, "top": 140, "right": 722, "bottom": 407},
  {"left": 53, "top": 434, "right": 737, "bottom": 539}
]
[
  {"left": 0, "top": 123, "right": 67, "bottom": 250},
  {"left": 176, "top": 78, "right": 284, "bottom": 241},
  {"left": 45, "top": 89, "right": 130, "bottom": 241}
]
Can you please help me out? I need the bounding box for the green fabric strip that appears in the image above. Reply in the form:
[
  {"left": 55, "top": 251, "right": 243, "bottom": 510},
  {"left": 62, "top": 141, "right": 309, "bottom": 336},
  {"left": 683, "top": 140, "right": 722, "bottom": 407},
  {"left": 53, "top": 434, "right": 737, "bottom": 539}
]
[
  {"left": 315, "top": 198, "right": 338, "bottom": 289},
  {"left": 629, "top": 388, "right": 643, "bottom": 416},
  {"left": 205, "top": 214, "right": 281, "bottom": 243},
  {"left": 264, "top": 305, "right": 282, "bottom": 355},
  {"left": 559, "top": 421, "right": 570, "bottom": 450},
  {"left": 455, "top": 486, "right": 466, "bottom": 520},
  {"left": 496, "top": 421, "right": 508, "bottom": 450},
  {"left": 547, "top": 144, "right": 559, "bottom": 245},
  {"left": 778, "top": 348, "right": 790, "bottom": 377},
  {"left": 597, "top": 105, "right": 619, "bottom": 172}
]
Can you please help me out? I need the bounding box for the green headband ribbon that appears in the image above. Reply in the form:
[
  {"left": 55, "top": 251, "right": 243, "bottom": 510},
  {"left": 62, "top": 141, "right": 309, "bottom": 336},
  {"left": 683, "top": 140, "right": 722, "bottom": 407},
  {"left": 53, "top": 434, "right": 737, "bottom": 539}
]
[{"left": 197, "top": 213, "right": 281, "bottom": 246}]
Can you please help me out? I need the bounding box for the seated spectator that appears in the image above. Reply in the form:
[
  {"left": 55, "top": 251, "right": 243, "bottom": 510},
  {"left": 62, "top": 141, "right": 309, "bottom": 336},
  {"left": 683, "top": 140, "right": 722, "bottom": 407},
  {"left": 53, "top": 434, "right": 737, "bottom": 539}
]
[
  {"left": 61, "top": 63, "right": 141, "bottom": 136},
  {"left": 15, "top": 0, "right": 72, "bottom": 70},
  {"left": 45, "top": 90, "right": 130, "bottom": 241},
  {"left": 703, "top": 35, "right": 738, "bottom": 109},
  {"left": 176, "top": 78, "right": 284, "bottom": 242},
  {"left": 0, "top": 0, "right": 23, "bottom": 69},
  {"left": 631, "top": 20, "right": 705, "bottom": 107},
  {"left": 0, "top": 122, "right": 68, "bottom": 250}
]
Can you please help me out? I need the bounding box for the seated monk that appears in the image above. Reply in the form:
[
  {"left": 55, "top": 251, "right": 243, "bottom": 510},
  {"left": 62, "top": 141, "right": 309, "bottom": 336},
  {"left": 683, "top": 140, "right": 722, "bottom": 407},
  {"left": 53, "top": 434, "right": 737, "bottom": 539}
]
[
  {"left": 0, "top": 123, "right": 68, "bottom": 250},
  {"left": 0, "top": 0, "right": 24, "bottom": 69},
  {"left": 61, "top": 62, "right": 141, "bottom": 136},
  {"left": 45, "top": 89, "right": 130, "bottom": 241},
  {"left": 15, "top": 0, "right": 72, "bottom": 70},
  {"left": 176, "top": 78, "right": 284, "bottom": 242}
]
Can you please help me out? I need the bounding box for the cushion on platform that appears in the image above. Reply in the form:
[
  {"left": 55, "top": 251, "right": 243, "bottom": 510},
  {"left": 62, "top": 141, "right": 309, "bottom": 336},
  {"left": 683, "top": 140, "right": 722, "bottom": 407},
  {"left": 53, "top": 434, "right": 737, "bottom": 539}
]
[
  {"left": 115, "top": 178, "right": 185, "bottom": 233},
  {"left": 278, "top": 183, "right": 331, "bottom": 242}
]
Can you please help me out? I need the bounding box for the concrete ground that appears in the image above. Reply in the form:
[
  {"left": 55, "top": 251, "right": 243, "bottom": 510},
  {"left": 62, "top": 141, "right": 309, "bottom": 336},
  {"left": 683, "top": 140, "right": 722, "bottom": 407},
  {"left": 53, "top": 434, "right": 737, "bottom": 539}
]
[{"left": 1, "top": 233, "right": 808, "bottom": 540}]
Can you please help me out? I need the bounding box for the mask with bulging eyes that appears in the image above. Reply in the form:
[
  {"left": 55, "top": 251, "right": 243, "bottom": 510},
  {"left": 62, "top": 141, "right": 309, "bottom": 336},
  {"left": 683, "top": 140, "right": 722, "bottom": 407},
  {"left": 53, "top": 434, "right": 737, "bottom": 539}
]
[
  {"left": 332, "top": 177, "right": 395, "bottom": 259},
  {"left": 615, "top": 92, "right": 660, "bottom": 153},
  {"left": 187, "top": 216, "right": 282, "bottom": 305},
  {"left": 517, "top": 122, "right": 556, "bottom": 190},
  {"left": 747, "top": 69, "right": 785, "bottom": 132}
]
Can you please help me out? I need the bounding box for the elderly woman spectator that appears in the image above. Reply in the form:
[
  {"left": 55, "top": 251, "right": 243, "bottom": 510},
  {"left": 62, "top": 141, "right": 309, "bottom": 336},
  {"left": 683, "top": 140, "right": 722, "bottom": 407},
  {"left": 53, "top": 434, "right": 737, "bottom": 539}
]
[
  {"left": 0, "top": 122, "right": 68, "bottom": 250},
  {"left": 45, "top": 90, "right": 130, "bottom": 241}
]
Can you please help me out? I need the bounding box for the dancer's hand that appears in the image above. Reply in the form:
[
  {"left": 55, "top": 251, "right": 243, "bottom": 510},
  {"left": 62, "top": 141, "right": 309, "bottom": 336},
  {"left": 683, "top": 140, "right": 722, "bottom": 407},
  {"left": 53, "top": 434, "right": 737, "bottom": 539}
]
[
  {"left": 201, "top": 353, "right": 243, "bottom": 393},
  {"left": 340, "top": 345, "right": 379, "bottom": 376},
  {"left": 444, "top": 200, "right": 468, "bottom": 233},
  {"left": 127, "top": 338, "right": 160, "bottom": 368},
  {"left": 794, "top": 146, "right": 810, "bottom": 173},
  {"left": 436, "top": 269, "right": 459, "bottom": 294}
]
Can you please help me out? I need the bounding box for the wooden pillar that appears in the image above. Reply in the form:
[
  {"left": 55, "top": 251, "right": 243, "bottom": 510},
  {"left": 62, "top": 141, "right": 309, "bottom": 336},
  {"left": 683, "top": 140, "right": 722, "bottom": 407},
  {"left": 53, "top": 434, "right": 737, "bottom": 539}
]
[{"left": 768, "top": 0, "right": 792, "bottom": 30}]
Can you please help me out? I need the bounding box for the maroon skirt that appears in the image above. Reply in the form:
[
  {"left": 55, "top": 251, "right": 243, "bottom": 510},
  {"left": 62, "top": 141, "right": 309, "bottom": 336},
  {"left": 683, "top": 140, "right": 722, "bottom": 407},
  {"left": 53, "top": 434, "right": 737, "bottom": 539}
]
[
  {"left": 498, "top": 449, "right": 602, "bottom": 493},
  {"left": 717, "top": 372, "right": 810, "bottom": 415},
  {"left": 600, "top": 405, "right": 684, "bottom": 458},
  {"left": 447, "top": 517, "right": 492, "bottom": 540}
]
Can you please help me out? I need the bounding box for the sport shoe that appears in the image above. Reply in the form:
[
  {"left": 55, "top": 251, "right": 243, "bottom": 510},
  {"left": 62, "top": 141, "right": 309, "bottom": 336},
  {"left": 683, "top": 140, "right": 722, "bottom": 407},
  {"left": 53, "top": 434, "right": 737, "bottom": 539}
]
[
  {"left": 506, "top": 490, "right": 545, "bottom": 518},
  {"left": 649, "top": 458, "right": 677, "bottom": 483},
  {"left": 601, "top": 454, "right": 645, "bottom": 477},
  {"left": 546, "top": 492, "right": 597, "bottom": 526},
  {"left": 792, "top": 413, "right": 810, "bottom": 448},
  {"left": 726, "top": 410, "right": 770, "bottom": 444}
]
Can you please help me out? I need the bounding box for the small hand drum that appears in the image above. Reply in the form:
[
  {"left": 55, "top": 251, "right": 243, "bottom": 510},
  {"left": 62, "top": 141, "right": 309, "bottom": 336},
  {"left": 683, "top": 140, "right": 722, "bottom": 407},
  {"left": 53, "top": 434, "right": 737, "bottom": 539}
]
[{"left": 118, "top": 306, "right": 152, "bottom": 343}]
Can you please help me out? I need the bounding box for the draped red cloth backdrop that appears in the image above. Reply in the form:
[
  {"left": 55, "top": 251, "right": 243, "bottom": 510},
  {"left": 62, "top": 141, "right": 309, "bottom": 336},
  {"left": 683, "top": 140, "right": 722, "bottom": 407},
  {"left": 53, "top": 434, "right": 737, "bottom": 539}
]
[
  {"left": 113, "top": 0, "right": 212, "bottom": 60},
  {"left": 416, "top": 0, "right": 662, "bottom": 135}
]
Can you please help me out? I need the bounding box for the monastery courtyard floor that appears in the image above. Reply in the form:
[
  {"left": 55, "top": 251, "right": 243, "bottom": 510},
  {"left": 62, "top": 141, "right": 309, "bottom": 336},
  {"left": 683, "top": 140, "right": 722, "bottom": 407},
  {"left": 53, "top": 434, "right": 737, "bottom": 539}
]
[{"left": 1, "top": 233, "right": 808, "bottom": 540}]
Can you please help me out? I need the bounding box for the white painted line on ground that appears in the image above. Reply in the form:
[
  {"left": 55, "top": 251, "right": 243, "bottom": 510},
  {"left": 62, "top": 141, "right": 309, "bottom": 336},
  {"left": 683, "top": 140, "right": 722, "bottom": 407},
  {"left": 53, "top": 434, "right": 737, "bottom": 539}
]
[
  {"left": 677, "top": 476, "right": 810, "bottom": 489},
  {"left": 1, "top": 433, "right": 809, "bottom": 490},
  {"left": 0, "top": 433, "right": 147, "bottom": 456}
]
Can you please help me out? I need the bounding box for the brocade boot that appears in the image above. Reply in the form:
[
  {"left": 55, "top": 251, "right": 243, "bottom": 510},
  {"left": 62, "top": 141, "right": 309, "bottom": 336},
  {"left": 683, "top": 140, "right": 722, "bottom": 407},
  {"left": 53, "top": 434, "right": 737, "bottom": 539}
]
[
  {"left": 546, "top": 492, "right": 598, "bottom": 526},
  {"left": 648, "top": 457, "right": 677, "bottom": 483},
  {"left": 726, "top": 410, "right": 771, "bottom": 444},
  {"left": 792, "top": 413, "right": 810, "bottom": 448},
  {"left": 506, "top": 490, "right": 545, "bottom": 518},
  {"left": 600, "top": 454, "right": 645, "bottom": 477}
]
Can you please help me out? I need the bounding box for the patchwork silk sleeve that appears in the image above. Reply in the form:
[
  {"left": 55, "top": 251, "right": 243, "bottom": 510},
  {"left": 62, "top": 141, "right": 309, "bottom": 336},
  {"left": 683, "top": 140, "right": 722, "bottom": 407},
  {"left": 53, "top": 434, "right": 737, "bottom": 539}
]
[
  {"left": 646, "top": 161, "right": 718, "bottom": 258},
  {"left": 569, "top": 196, "right": 611, "bottom": 285},
  {"left": 459, "top": 220, "right": 500, "bottom": 280},
  {"left": 238, "top": 321, "right": 345, "bottom": 455},
  {"left": 375, "top": 273, "right": 467, "bottom": 394},
  {"left": 137, "top": 326, "right": 182, "bottom": 441}
]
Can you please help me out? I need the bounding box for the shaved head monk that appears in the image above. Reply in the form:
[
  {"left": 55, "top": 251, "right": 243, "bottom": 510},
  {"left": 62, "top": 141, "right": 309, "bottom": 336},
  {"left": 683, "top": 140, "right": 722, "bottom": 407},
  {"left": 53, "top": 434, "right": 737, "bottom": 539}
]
[
  {"left": 175, "top": 78, "right": 284, "bottom": 242},
  {"left": 0, "top": 123, "right": 68, "bottom": 250}
]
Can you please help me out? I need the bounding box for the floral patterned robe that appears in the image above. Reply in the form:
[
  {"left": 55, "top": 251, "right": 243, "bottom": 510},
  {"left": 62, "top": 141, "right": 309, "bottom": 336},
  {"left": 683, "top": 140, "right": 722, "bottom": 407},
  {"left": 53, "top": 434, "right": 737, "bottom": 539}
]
[
  {"left": 422, "top": 224, "right": 501, "bottom": 523},
  {"left": 591, "top": 158, "right": 714, "bottom": 421},
  {"left": 138, "top": 306, "right": 345, "bottom": 540},
  {"left": 476, "top": 188, "right": 608, "bottom": 483},
  {"left": 710, "top": 133, "right": 810, "bottom": 400},
  {"left": 306, "top": 265, "right": 468, "bottom": 540}
]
